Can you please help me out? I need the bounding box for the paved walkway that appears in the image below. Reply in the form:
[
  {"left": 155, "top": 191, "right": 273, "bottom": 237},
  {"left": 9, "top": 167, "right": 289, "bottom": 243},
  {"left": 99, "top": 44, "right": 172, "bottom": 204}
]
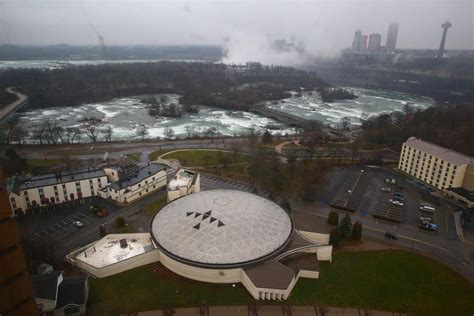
[
  {"left": 0, "top": 87, "right": 28, "bottom": 120},
  {"left": 123, "top": 305, "right": 407, "bottom": 316}
]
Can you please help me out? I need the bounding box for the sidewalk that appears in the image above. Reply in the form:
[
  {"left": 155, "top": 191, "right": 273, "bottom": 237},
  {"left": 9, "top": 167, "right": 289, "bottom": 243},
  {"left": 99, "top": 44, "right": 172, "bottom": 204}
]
[
  {"left": 125, "top": 305, "right": 408, "bottom": 316},
  {"left": 124, "top": 305, "right": 408, "bottom": 316}
]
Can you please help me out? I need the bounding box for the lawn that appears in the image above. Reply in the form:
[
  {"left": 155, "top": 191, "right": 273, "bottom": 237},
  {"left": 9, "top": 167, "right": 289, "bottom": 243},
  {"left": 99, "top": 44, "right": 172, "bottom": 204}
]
[
  {"left": 143, "top": 196, "right": 168, "bottom": 216},
  {"left": 161, "top": 149, "right": 251, "bottom": 167},
  {"left": 27, "top": 159, "right": 62, "bottom": 168},
  {"left": 124, "top": 153, "right": 140, "bottom": 162},
  {"left": 88, "top": 250, "right": 474, "bottom": 315}
]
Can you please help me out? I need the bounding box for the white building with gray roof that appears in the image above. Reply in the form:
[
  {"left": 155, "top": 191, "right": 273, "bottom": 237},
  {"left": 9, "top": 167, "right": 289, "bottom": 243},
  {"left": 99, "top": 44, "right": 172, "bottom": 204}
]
[{"left": 7, "top": 163, "right": 167, "bottom": 214}]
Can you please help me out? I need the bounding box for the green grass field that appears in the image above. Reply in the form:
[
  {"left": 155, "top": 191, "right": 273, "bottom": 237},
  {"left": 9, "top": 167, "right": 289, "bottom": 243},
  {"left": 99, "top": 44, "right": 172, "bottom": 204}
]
[
  {"left": 162, "top": 150, "right": 251, "bottom": 167},
  {"left": 88, "top": 250, "right": 474, "bottom": 315}
]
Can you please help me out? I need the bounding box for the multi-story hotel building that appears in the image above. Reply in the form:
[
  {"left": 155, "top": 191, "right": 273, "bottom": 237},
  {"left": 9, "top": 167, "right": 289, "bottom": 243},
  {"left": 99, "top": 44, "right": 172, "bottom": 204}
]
[
  {"left": 8, "top": 163, "right": 167, "bottom": 215},
  {"left": 398, "top": 137, "right": 474, "bottom": 207}
]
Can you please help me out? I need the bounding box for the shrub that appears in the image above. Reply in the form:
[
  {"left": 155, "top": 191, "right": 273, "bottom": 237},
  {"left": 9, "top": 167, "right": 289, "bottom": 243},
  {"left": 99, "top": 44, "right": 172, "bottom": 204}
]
[
  {"left": 281, "top": 198, "right": 292, "bottom": 214},
  {"left": 327, "top": 211, "right": 339, "bottom": 226},
  {"left": 352, "top": 220, "right": 363, "bottom": 240},
  {"left": 329, "top": 228, "right": 342, "bottom": 247},
  {"left": 338, "top": 213, "right": 352, "bottom": 238},
  {"left": 115, "top": 217, "right": 125, "bottom": 228}
]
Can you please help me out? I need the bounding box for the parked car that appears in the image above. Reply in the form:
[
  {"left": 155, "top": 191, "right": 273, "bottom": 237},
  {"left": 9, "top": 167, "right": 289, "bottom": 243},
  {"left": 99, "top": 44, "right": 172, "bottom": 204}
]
[
  {"left": 419, "top": 217, "right": 433, "bottom": 223},
  {"left": 72, "top": 221, "right": 84, "bottom": 228},
  {"left": 419, "top": 205, "right": 435, "bottom": 213},
  {"left": 389, "top": 199, "right": 404, "bottom": 206},
  {"left": 385, "top": 232, "right": 398, "bottom": 240},
  {"left": 381, "top": 187, "right": 391, "bottom": 192},
  {"left": 419, "top": 222, "right": 438, "bottom": 232}
]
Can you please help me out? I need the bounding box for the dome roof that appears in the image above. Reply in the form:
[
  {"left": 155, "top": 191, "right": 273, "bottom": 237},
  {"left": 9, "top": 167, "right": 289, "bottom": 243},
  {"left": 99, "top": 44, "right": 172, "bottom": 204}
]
[{"left": 150, "top": 190, "right": 293, "bottom": 267}]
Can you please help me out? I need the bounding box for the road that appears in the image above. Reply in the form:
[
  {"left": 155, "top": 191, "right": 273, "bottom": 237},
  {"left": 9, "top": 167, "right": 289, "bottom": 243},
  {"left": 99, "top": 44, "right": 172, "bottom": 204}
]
[{"left": 0, "top": 87, "right": 29, "bottom": 121}]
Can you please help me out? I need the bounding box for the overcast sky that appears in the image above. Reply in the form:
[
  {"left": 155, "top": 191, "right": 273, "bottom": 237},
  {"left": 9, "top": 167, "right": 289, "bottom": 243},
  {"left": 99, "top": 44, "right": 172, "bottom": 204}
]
[{"left": 1, "top": 0, "right": 472, "bottom": 62}]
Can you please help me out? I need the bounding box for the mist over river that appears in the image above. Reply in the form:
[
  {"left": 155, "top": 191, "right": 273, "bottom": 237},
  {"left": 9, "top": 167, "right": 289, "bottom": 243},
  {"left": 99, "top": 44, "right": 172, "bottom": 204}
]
[{"left": 10, "top": 87, "right": 433, "bottom": 142}]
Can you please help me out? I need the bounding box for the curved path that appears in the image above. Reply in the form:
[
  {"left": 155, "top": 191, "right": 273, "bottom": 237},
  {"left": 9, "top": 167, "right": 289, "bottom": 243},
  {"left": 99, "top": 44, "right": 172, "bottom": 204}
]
[{"left": 0, "top": 87, "right": 29, "bottom": 120}]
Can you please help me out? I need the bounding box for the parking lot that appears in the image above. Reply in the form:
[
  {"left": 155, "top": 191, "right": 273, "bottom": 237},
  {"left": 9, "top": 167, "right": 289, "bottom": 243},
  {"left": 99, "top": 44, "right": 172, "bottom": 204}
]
[
  {"left": 328, "top": 166, "right": 458, "bottom": 238},
  {"left": 19, "top": 197, "right": 120, "bottom": 240}
]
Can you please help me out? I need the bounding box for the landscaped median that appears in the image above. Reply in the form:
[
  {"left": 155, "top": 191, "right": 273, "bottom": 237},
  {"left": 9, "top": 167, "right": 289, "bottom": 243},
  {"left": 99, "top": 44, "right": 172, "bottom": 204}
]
[{"left": 88, "top": 249, "right": 474, "bottom": 315}]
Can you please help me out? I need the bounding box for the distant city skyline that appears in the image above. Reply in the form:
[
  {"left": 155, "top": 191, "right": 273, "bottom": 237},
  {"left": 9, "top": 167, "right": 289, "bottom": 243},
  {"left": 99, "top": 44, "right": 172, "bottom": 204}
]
[{"left": 0, "top": 0, "right": 471, "bottom": 65}]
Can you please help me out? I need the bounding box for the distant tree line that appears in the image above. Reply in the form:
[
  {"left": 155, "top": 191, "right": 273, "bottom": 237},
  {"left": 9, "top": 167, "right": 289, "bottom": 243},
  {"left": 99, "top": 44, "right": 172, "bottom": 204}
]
[
  {"left": 360, "top": 103, "right": 474, "bottom": 156},
  {"left": 0, "top": 61, "right": 328, "bottom": 112}
]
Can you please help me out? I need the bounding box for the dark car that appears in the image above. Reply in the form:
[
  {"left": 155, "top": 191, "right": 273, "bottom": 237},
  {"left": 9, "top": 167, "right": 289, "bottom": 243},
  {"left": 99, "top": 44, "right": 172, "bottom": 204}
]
[
  {"left": 419, "top": 222, "right": 438, "bottom": 232},
  {"left": 385, "top": 232, "right": 398, "bottom": 240}
]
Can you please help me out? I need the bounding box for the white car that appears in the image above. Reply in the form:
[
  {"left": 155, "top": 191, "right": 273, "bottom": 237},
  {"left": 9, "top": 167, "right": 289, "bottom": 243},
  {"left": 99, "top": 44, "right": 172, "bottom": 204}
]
[
  {"left": 389, "top": 199, "right": 404, "bottom": 206},
  {"left": 381, "top": 187, "right": 391, "bottom": 192},
  {"left": 72, "top": 221, "right": 84, "bottom": 228}
]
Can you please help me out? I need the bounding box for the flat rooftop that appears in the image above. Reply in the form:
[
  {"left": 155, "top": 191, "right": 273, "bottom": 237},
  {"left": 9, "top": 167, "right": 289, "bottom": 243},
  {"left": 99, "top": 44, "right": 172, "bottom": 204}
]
[
  {"left": 74, "top": 233, "right": 155, "bottom": 268},
  {"left": 168, "top": 169, "right": 195, "bottom": 191}
]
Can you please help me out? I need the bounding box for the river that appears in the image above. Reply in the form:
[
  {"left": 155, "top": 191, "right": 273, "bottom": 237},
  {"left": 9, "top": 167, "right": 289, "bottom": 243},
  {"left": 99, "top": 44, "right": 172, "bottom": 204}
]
[{"left": 10, "top": 88, "right": 433, "bottom": 141}]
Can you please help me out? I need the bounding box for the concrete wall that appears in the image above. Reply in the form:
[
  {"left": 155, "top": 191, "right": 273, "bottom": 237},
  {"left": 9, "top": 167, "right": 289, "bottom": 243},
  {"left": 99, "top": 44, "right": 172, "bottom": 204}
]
[
  {"left": 167, "top": 170, "right": 200, "bottom": 202},
  {"left": 315, "top": 246, "right": 333, "bottom": 261},
  {"left": 158, "top": 251, "right": 242, "bottom": 284},
  {"left": 299, "top": 231, "right": 330, "bottom": 245},
  {"left": 72, "top": 248, "right": 160, "bottom": 279},
  {"left": 462, "top": 164, "right": 474, "bottom": 191}
]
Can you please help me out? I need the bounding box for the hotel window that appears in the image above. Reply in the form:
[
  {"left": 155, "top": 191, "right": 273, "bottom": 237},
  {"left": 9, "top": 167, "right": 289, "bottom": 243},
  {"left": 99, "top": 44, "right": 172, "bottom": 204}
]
[
  {"left": 98, "top": 179, "right": 102, "bottom": 188},
  {"left": 38, "top": 187, "right": 45, "bottom": 199}
]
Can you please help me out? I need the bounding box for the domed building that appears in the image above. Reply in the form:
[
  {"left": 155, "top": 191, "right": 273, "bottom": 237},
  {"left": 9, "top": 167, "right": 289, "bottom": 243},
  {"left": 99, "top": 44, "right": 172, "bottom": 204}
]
[{"left": 68, "top": 190, "right": 333, "bottom": 300}]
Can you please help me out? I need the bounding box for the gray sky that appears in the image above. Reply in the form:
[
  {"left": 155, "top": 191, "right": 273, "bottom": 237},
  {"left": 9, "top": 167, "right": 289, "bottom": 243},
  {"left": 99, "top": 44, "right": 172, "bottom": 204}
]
[{"left": 1, "top": 0, "right": 472, "bottom": 63}]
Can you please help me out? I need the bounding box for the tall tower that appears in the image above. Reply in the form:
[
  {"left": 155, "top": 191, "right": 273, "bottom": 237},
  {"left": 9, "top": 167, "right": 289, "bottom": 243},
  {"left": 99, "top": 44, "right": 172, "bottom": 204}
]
[
  {"left": 0, "top": 168, "right": 39, "bottom": 316},
  {"left": 437, "top": 21, "right": 452, "bottom": 59},
  {"left": 386, "top": 23, "right": 399, "bottom": 52},
  {"left": 367, "top": 33, "right": 382, "bottom": 52},
  {"left": 352, "top": 29, "right": 362, "bottom": 51}
]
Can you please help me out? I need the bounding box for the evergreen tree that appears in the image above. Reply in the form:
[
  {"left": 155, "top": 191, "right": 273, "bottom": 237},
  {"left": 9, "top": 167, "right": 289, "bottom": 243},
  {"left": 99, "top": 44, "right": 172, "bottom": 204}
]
[
  {"left": 327, "top": 211, "right": 339, "bottom": 226},
  {"left": 329, "top": 228, "right": 342, "bottom": 247},
  {"left": 352, "top": 220, "right": 363, "bottom": 240},
  {"left": 281, "top": 198, "right": 292, "bottom": 214},
  {"left": 338, "top": 213, "right": 352, "bottom": 238}
]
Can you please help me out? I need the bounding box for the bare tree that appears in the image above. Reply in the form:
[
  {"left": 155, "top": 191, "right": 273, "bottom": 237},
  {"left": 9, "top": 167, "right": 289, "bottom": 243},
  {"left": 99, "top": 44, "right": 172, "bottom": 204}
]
[
  {"left": 83, "top": 121, "right": 99, "bottom": 143},
  {"left": 163, "top": 126, "right": 175, "bottom": 140},
  {"left": 136, "top": 124, "right": 149, "bottom": 140},
  {"left": 247, "top": 126, "right": 257, "bottom": 147},
  {"left": 9, "top": 125, "right": 28, "bottom": 145},
  {"left": 340, "top": 116, "right": 351, "bottom": 130},
  {"left": 102, "top": 126, "right": 113, "bottom": 142},
  {"left": 64, "top": 127, "right": 82, "bottom": 144},
  {"left": 184, "top": 125, "right": 195, "bottom": 139},
  {"left": 205, "top": 126, "right": 217, "bottom": 142}
]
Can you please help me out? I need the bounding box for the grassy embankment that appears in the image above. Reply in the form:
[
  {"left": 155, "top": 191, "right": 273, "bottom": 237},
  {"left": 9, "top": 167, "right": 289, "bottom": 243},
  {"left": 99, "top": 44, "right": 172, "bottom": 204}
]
[
  {"left": 88, "top": 250, "right": 474, "bottom": 316},
  {"left": 158, "top": 149, "right": 253, "bottom": 182}
]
